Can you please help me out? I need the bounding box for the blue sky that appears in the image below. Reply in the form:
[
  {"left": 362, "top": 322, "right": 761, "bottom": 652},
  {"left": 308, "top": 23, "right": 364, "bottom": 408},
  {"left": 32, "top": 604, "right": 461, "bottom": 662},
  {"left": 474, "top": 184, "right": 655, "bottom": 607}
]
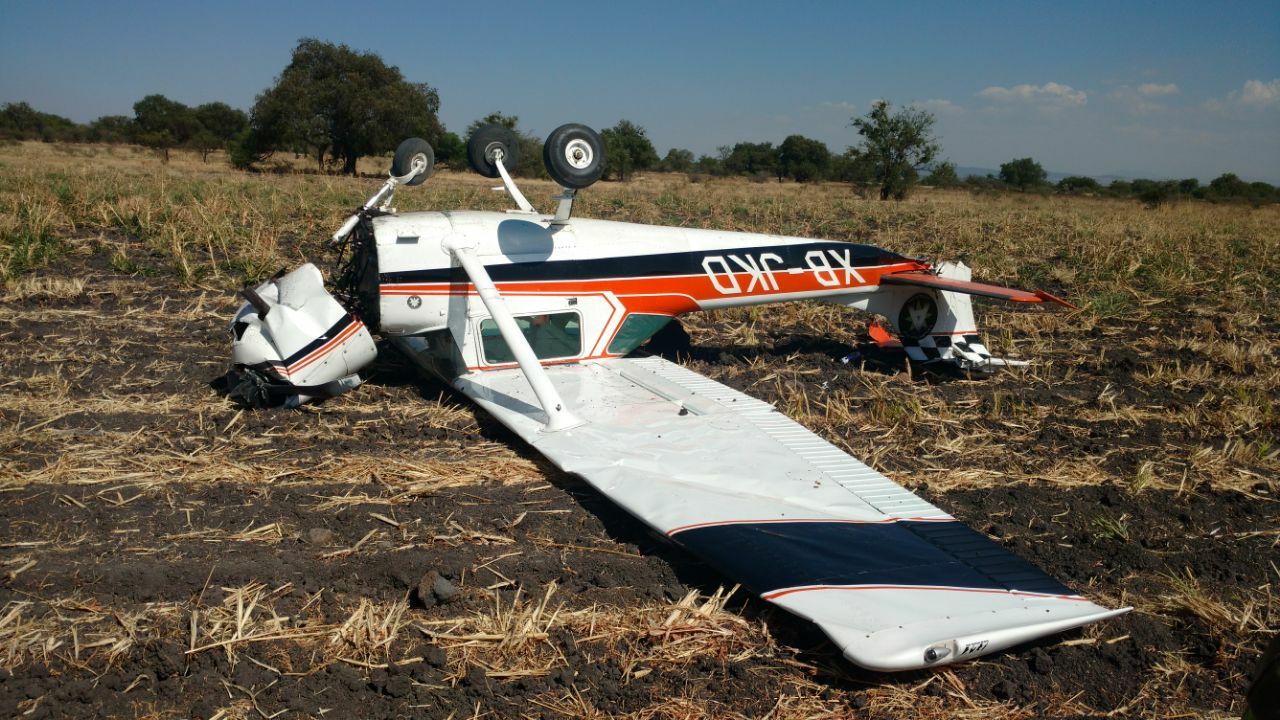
[{"left": 2, "top": 1, "right": 1277, "bottom": 181}]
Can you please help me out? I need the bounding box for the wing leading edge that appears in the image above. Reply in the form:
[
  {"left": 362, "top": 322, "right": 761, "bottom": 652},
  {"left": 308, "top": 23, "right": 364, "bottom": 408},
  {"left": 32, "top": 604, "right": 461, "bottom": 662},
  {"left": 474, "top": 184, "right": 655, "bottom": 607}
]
[{"left": 433, "top": 353, "right": 1127, "bottom": 671}]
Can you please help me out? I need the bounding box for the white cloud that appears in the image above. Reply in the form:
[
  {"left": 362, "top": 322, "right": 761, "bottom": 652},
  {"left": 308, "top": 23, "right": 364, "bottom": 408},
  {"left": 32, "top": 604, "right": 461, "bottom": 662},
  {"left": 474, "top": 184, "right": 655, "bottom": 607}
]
[
  {"left": 1238, "top": 79, "right": 1280, "bottom": 107},
  {"left": 976, "top": 82, "right": 1087, "bottom": 107},
  {"left": 1112, "top": 83, "right": 1179, "bottom": 114},
  {"left": 1204, "top": 79, "right": 1280, "bottom": 112},
  {"left": 819, "top": 101, "right": 857, "bottom": 113},
  {"left": 921, "top": 98, "right": 963, "bottom": 114},
  {"left": 1137, "top": 82, "right": 1179, "bottom": 97}
]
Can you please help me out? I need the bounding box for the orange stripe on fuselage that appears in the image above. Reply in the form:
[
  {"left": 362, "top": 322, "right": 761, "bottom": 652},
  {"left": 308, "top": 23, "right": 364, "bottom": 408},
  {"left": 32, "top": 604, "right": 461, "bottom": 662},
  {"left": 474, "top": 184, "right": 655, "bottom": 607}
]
[
  {"left": 380, "top": 261, "right": 922, "bottom": 315},
  {"left": 280, "top": 320, "right": 364, "bottom": 376}
]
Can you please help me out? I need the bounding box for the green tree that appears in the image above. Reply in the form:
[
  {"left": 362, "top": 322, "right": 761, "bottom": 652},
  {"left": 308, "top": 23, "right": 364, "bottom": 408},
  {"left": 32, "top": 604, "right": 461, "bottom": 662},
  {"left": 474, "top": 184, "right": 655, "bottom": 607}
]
[
  {"left": 778, "top": 135, "right": 831, "bottom": 182},
  {"left": 246, "top": 38, "right": 442, "bottom": 174},
  {"left": 1207, "top": 173, "right": 1248, "bottom": 200},
  {"left": 464, "top": 112, "right": 546, "bottom": 177},
  {"left": 722, "top": 141, "right": 778, "bottom": 180},
  {"left": 692, "top": 154, "right": 722, "bottom": 175},
  {"left": 0, "top": 102, "right": 82, "bottom": 142},
  {"left": 1057, "top": 176, "right": 1100, "bottom": 194},
  {"left": 1247, "top": 181, "right": 1278, "bottom": 205},
  {"left": 433, "top": 131, "right": 465, "bottom": 167},
  {"left": 1107, "top": 180, "right": 1133, "bottom": 197},
  {"left": 849, "top": 101, "right": 939, "bottom": 200},
  {"left": 601, "top": 120, "right": 658, "bottom": 181},
  {"left": 191, "top": 102, "right": 248, "bottom": 162},
  {"left": 998, "top": 157, "right": 1047, "bottom": 191},
  {"left": 88, "top": 115, "right": 135, "bottom": 143},
  {"left": 964, "top": 174, "right": 1005, "bottom": 195},
  {"left": 660, "top": 148, "right": 694, "bottom": 173},
  {"left": 830, "top": 151, "right": 876, "bottom": 185},
  {"left": 228, "top": 127, "right": 266, "bottom": 170},
  {"left": 465, "top": 112, "right": 517, "bottom": 137},
  {"left": 1130, "top": 179, "right": 1179, "bottom": 206},
  {"left": 922, "top": 160, "right": 960, "bottom": 187},
  {"left": 133, "top": 94, "right": 199, "bottom": 162}
]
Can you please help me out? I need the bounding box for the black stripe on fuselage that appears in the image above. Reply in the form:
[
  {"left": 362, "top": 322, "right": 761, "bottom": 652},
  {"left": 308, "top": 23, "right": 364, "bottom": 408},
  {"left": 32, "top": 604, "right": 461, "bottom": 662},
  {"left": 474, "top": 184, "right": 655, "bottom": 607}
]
[
  {"left": 668, "top": 520, "right": 1076, "bottom": 597},
  {"left": 280, "top": 314, "right": 355, "bottom": 367},
  {"left": 379, "top": 242, "right": 908, "bottom": 285}
]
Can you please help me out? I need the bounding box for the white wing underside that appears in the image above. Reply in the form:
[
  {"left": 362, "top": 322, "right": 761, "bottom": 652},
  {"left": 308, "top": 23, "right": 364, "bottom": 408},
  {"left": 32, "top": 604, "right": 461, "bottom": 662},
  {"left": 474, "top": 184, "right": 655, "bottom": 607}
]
[{"left": 441, "top": 354, "right": 1127, "bottom": 671}]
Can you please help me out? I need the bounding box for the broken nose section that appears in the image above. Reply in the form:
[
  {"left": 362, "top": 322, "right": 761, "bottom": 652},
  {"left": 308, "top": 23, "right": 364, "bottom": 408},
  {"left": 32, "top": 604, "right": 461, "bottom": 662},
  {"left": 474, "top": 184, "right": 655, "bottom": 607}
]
[{"left": 227, "top": 263, "right": 377, "bottom": 407}]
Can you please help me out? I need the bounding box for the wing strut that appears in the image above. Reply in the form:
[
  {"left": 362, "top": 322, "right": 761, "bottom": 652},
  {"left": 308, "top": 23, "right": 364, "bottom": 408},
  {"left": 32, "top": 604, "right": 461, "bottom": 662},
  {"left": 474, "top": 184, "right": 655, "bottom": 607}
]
[
  {"left": 441, "top": 233, "right": 583, "bottom": 431},
  {"left": 493, "top": 157, "right": 536, "bottom": 213}
]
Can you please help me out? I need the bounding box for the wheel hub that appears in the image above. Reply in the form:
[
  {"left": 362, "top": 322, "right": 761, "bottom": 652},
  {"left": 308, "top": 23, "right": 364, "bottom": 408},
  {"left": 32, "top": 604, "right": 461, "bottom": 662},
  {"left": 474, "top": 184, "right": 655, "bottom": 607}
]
[
  {"left": 897, "top": 294, "right": 939, "bottom": 339},
  {"left": 564, "top": 138, "right": 594, "bottom": 169}
]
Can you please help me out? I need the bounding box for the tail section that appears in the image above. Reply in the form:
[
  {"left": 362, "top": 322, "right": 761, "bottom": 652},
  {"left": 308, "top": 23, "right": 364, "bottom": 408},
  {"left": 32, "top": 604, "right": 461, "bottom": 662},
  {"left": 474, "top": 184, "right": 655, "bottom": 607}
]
[{"left": 870, "top": 261, "right": 1030, "bottom": 370}]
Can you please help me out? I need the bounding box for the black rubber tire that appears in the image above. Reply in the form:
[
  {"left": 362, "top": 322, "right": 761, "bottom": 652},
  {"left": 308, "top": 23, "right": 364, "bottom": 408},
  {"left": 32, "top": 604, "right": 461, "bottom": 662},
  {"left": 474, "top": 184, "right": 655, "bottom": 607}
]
[
  {"left": 543, "top": 123, "right": 606, "bottom": 189},
  {"left": 467, "top": 125, "right": 520, "bottom": 178},
  {"left": 391, "top": 137, "right": 434, "bottom": 186}
]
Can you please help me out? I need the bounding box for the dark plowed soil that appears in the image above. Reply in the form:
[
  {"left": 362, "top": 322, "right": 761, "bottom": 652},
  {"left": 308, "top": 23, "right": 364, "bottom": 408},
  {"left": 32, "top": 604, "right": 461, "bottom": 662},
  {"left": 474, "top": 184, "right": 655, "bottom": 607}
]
[
  {"left": 2, "top": 257, "right": 1276, "bottom": 719},
  {"left": 1, "top": 474, "right": 1273, "bottom": 719},
  {"left": 0, "top": 475, "right": 682, "bottom": 719}
]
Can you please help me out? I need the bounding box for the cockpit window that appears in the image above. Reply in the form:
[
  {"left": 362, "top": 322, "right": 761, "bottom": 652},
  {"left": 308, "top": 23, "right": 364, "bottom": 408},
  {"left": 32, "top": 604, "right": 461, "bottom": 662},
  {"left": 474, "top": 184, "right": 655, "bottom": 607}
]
[
  {"left": 479, "top": 312, "right": 581, "bottom": 364},
  {"left": 607, "top": 314, "right": 672, "bottom": 355}
]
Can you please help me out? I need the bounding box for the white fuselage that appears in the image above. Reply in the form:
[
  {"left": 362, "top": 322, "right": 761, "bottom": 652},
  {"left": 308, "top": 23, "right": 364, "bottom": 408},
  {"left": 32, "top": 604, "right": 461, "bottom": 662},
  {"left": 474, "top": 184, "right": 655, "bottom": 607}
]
[{"left": 360, "top": 211, "right": 927, "bottom": 372}]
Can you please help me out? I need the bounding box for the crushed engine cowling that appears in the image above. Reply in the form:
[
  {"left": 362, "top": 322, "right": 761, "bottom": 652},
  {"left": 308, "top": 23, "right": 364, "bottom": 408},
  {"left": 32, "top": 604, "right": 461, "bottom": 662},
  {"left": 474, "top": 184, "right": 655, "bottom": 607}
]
[{"left": 227, "top": 263, "right": 376, "bottom": 407}]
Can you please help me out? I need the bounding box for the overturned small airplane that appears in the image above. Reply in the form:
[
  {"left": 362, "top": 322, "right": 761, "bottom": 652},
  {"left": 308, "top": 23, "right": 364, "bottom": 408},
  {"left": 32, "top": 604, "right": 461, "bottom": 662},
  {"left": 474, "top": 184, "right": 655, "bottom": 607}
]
[{"left": 225, "top": 123, "right": 1128, "bottom": 672}]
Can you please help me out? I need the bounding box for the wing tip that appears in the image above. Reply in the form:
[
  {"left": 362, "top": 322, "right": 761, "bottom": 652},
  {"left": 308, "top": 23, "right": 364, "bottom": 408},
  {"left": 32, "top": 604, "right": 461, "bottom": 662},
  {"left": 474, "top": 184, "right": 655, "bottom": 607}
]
[{"left": 808, "top": 596, "right": 1131, "bottom": 672}]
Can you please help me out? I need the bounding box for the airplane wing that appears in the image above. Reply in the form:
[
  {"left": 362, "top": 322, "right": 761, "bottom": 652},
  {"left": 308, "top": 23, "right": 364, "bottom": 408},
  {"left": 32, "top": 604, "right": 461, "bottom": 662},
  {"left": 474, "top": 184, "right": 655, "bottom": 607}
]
[{"left": 446, "top": 355, "right": 1126, "bottom": 671}]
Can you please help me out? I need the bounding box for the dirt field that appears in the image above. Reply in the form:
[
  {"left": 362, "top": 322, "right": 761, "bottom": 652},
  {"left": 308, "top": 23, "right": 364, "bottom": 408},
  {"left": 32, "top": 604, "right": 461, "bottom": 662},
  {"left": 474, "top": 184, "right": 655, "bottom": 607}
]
[{"left": 1, "top": 143, "right": 1277, "bottom": 718}]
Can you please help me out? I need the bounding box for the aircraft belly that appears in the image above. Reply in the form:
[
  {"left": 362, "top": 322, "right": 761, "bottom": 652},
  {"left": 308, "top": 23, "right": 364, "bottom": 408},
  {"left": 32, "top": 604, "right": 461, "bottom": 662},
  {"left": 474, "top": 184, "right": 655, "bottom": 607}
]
[{"left": 452, "top": 357, "right": 1127, "bottom": 670}]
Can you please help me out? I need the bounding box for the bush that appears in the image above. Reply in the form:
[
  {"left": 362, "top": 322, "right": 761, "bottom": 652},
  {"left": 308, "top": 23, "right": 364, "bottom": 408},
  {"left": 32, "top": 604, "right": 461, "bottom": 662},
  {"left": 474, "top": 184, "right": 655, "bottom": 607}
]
[
  {"left": 998, "top": 157, "right": 1047, "bottom": 191},
  {"left": 923, "top": 161, "right": 960, "bottom": 187},
  {"left": 1057, "top": 176, "right": 1100, "bottom": 194},
  {"left": 1131, "top": 179, "right": 1179, "bottom": 207}
]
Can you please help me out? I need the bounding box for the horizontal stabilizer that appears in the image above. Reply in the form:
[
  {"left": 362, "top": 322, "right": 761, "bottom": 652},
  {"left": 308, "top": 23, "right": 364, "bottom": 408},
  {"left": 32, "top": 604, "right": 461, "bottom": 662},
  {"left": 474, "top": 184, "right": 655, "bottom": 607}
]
[{"left": 882, "top": 271, "right": 1074, "bottom": 307}]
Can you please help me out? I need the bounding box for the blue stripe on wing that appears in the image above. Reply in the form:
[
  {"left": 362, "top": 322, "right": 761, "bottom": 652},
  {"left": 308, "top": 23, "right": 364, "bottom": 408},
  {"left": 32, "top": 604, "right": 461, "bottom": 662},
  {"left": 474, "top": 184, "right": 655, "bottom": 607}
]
[{"left": 669, "top": 520, "right": 1076, "bottom": 598}]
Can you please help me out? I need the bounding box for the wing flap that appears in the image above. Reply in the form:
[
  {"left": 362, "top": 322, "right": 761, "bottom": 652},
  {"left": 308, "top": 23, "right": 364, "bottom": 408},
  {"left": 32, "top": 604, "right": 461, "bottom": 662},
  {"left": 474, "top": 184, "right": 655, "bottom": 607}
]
[{"left": 442, "top": 354, "right": 1126, "bottom": 670}]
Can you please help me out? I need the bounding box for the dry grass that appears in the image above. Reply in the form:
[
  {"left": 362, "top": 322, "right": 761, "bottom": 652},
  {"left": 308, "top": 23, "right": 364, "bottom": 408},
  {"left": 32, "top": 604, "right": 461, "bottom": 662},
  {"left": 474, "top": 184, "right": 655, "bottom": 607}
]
[{"left": 0, "top": 597, "right": 183, "bottom": 669}]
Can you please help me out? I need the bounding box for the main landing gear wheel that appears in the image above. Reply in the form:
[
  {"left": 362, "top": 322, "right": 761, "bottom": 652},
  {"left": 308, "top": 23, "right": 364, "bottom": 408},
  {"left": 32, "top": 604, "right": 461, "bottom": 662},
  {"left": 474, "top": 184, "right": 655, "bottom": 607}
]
[
  {"left": 898, "top": 293, "right": 939, "bottom": 339},
  {"left": 467, "top": 125, "right": 521, "bottom": 178},
  {"left": 391, "top": 137, "right": 434, "bottom": 186},
  {"left": 543, "top": 123, "right": 606, "bottom": 189}
]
